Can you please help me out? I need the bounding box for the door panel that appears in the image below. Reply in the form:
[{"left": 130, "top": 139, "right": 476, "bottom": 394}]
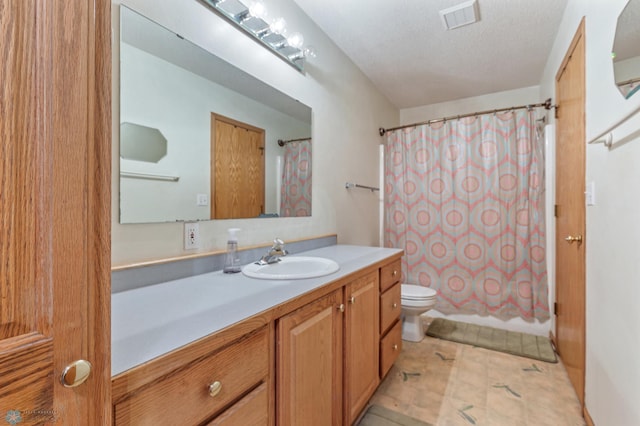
[
  {"left": 0, "top": 1, "right": 111, "bottom": 424},
  {"left": 211, "top": 114, "right": 265, "bottom": 219},
  {"left": 555, "top": 19, "right": 586, "bottom": 405},
  {"left": 344, "top": 272, "right": 380, "bottom": 425},
  {"left": 277, "top": 290, "right": 343, "bottom": 426}
]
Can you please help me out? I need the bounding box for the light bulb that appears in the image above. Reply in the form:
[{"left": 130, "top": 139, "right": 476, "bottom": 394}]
[
  {"left": 287, "top": 32, "right": 304, "bottom": 49},
  {"left": 303, "top": 46, "right": 317, "bottom": 58},
  {"left": 249, "top": 1, "right": 267, "bottom": 20},
  {"left": 270, "top": 17, "right": 287, "bottom": 35}
]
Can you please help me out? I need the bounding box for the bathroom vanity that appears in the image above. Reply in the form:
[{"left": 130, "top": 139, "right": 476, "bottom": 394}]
[{"left": 111, "top": 245, "right": 403, "bottom": 425}]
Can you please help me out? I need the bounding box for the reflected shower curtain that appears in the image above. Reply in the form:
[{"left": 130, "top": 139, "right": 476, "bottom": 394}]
[
  {"left": 280, "top": 140, "right": 312, "bottom": 217},
  {"left": 384, "top": 111, "right": 549, "bottom": 321}
]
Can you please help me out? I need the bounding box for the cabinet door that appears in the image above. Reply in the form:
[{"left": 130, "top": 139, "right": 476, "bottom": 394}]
[
  {"left": 0, "top": 1, "right": 111, "bottom": 425},
  {"left": 277, "top": 289, "right": 343, "bottom": 426},
  {"left": 344, "top": 271, "right": 380, "bottom": 425}
]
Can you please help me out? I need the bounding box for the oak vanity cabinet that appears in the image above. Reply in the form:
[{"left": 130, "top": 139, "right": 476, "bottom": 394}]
[
  {"left": 343, "top": 271, "right": 380, "bottom": 425},
  {"left": 112, "top": 325, "right": 272, "bottom": 425},
  {"left": 277, "top": 288, "right": 343, "bottom": 425},
  {"left": 277, "top": 271, "right": 381, "bottom": 426},
  {"left": 379, "top": 259, "right": 403, "bottom": 377}
]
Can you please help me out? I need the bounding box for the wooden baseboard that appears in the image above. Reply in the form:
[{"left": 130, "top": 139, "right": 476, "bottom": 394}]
[{"left": 584, "top": 406, "right": 595, "bottom": 426}]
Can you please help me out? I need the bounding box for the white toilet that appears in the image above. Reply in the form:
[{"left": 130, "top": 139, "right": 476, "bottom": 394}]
[{"left": 401, "top": 284, "right": 437, "bottom": 342}]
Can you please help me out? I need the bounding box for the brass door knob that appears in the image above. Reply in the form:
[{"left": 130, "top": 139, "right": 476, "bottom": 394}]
[
  {"left": 208, "top": 381, "right": 222, "bottom": 397},
  {"left": 564, "top": 235, "right": 583, "bottom": 244},
  {"left": 392, "top": 303, "right": 397, "bottom": 309},
  {"left": 338, "top": 304, "right": 345, "bottom": 313},
  {"left": 349, "top": 296, "right": 356, "bottom": 304},
  {"left": 392, "top": 270, "right": 398, "bottom": 277},
  {"left": 392, "top": 344, "right": 398, "bottom": 351},
  {"left": 61, "top": 360, "right": 92, "bottom": 388}
]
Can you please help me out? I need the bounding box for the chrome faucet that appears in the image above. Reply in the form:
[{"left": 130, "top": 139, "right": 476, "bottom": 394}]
[{"left": 257, "top": 238, "right": 288, "bottom": 265}]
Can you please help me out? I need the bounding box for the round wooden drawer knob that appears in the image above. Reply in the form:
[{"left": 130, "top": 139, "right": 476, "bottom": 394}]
[{"left": 208, "top": 381, "right": 222, "bottom": 397}]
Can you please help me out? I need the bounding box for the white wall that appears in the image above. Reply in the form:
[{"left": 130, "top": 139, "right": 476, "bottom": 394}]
[
  {"left": 539, "top": 1, "right": 640, "bottom": 424},
  {"left": 400, "top": 86, "right": 554, "bottom": 337},
  {"left": 112, "top": 0, "right": 398, "bottom": 265}
]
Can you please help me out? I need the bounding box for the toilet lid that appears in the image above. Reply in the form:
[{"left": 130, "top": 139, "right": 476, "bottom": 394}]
[{"left": 401, "top": 284, "right": 437, "bottom": 300}]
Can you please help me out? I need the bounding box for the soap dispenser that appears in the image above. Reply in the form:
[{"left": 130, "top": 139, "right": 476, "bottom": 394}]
[{"left": 223, "top": 228, "right": 241, "bottom": 273}]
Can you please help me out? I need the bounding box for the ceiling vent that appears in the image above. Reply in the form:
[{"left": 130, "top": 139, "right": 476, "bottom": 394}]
[{"left": 439, "top": 0, "right": 479, "bottom": 30}]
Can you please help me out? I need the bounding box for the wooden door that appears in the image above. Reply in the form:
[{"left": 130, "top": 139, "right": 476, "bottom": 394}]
[
  {"left": 344, "top": 272, "right": 380, "bottom": 425},
  {"left": 0, "top": 1, "right": 111, "bottom": 424},
  {"left": 211, "top": 114, "right": 265, "bottom": 219},
  {"left": 277, "top": 289, "right": 343, "bottom": 426},
  {"left": 555, "top": 19, "right": 586, "bottom": 405}
]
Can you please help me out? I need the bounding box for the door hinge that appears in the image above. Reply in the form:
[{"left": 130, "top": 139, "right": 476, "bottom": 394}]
[
  {"left": 554, "top": 204, "right": 559, "bottom": 217},
  {"left": 554, "top": 104, "right": 559, "bottom": 119},
  {"left": 554, "top": 302, "right": 558, "bottom": 316}
]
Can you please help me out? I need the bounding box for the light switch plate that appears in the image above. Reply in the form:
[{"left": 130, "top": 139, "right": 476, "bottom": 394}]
[
  {"left": 196, "top": 193, "right": 208, "bottom": 206},
  {"left": 586, "top": 181, "right": 596, "bottom": 206}
]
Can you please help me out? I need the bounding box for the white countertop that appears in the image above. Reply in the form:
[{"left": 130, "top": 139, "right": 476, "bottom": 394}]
[{"left": 111, "top": 245, "right": 402, "bottom": 376}]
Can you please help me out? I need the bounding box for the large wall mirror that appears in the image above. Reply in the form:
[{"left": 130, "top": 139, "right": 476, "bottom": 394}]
[
  {"left": 612, "top": 0, "right": 640, "bottom": 99},
  {"left": 119, "top": 6, "right": 312, "bottom": 224}
]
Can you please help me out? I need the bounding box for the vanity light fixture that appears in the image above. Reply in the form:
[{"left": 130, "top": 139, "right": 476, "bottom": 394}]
[{"left": 200, "top": 0, "right": 314, "bottom": 72}]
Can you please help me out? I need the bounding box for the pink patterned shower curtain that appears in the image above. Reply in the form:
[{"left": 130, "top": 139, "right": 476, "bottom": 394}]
[
  {"left": 280, "top": 140, "right": 312, "bottom": 217},
  {"left": 384, "top": 111, "right": 549, "bottom": 321}
]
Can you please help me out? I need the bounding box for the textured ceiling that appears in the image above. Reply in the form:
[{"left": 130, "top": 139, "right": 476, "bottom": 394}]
[{"left": 293, "top": 0, "right": 569, "bottom": 108}]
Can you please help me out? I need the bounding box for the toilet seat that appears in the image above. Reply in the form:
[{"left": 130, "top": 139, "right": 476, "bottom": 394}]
[{"left": 401, "top": 284, "right": 436, "bottom": 300}]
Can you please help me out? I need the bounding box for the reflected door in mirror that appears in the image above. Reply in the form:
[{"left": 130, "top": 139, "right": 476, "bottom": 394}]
[{"left": 212, "top": 114, "right": 265, "bottom": 219}]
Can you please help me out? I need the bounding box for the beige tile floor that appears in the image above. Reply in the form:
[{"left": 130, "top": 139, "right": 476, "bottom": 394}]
[{"left": 369, "top": 318, "right": 585, "bottom": 426}]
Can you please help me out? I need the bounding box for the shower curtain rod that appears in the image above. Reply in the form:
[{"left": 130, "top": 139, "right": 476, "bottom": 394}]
[
  {"left": 378, "top": 98, "right": 556, "bottom": 136},
  {"left": 277, "top": 137, "right": 312, "bottom": 146}
]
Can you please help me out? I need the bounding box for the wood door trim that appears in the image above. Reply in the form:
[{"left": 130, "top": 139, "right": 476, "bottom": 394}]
[
  {"left": 554, "top": 17, "right": 586, "bottom": 406},
  {"left": 51, "top": 0, "right": 112, "bottom": 422},
  {"left": 556, "top": 18, "right": 586, "bottom": 82},
  {"left": 211, "top": 113, "right": 265, "bottom": 134}
]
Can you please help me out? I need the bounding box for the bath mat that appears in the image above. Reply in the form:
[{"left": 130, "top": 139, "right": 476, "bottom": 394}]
[
  {"left": 426, "top": 318, "right": 558, "bottom": 363},
  {"left": 357, "top": 405, "right": 433, "bottom": 426}
]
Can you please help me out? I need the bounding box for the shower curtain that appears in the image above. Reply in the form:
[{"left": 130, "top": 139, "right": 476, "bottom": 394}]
[
  {"left": 384, "top": 110, "right": 549, "bottom": 321},
  {"left": 280, "top": 140, "right": 312, "bottom": 217}
]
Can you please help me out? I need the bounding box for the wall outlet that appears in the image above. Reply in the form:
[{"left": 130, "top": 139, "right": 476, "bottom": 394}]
[{"left": 184, "top": 222, "right": 200, "bottom": 250}]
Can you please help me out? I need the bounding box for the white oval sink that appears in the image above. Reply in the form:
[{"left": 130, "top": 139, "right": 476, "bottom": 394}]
[{"left": 242, "top": 256, "right": 340, "bottom": 280}]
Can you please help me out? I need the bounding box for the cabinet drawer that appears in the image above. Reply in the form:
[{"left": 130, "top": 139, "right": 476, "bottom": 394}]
[
  {"left": 380, "top": 283, "right": 401, "bottom": 334},
  {"left": 380, "top": 320, "right": 402, "bottom": 378},
  {"left": 380, "top": 259, "right": 401, "bottom": 292},
  {"left": 206, "top": 382, "right": 269, "bottom": 425},
  {"left": 115, "top": 327, "right": 269, "bottom": 426}
]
